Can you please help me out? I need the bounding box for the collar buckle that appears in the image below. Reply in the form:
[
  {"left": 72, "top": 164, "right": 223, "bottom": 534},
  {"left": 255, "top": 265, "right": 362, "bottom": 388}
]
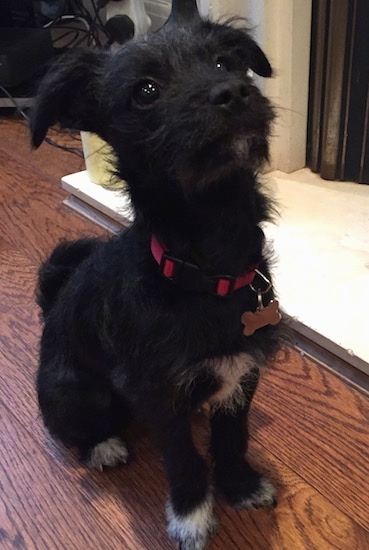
[
  {"left": 160, "top": 252, "right": 202, "bottom": 291},
  {"left": 160, "top": 253, "right": 236, "bottom": 296}
]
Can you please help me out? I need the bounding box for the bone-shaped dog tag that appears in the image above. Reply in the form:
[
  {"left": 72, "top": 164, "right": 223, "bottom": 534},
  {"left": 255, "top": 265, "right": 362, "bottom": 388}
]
[{"left": 241, "top": 300, "right": 281, "bottom": 336}]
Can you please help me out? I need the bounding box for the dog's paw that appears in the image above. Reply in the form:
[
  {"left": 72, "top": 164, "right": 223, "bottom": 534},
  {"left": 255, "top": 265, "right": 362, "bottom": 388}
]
[
  {"left": 167, "top": 495, "right": 217, "bottom": 550},
  {"left": 215, "top": 461, "right": 277, "bottom": 510},
  {"left": 233, "top": 476, "right": 277, "bottom": 510},
  {"left": 87, "top": 437, "right": 128, "bottom": 470}
]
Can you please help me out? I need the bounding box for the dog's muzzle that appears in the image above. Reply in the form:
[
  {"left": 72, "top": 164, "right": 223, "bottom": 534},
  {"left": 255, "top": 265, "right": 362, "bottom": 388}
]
[{"left": 209, "top": 79, "right": 250, "bottom": 110}]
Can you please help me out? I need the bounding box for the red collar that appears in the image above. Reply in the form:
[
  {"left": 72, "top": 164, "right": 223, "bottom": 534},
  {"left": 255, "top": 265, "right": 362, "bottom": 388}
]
[{"left": 151, "top": 235, "right": 258, "bottom": 297}]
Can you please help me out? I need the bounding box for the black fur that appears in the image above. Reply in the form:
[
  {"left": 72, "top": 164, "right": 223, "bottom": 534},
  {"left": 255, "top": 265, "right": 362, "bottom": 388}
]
[{"left": 31, "top": 4, "right": 286, "bottom": 549}]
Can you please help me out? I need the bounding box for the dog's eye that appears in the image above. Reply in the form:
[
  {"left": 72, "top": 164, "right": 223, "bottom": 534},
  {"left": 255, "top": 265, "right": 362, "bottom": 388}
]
[
  {"left": 133, "top": 80, "right": 160, "bottom": 108},
  {"left": 216, "top": 57, "right": 230, "bottom": 72}
]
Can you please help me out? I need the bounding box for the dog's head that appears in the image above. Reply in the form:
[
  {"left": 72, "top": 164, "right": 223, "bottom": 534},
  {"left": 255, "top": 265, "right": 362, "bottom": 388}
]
[{"left": 30, "top": 0, "right": 274, "bottom": 190}]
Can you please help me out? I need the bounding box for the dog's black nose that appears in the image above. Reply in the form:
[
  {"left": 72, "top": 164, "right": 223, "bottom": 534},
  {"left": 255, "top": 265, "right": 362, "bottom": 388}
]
[{"left": 209, "top": 80, "right": 249, "bottom": 108}]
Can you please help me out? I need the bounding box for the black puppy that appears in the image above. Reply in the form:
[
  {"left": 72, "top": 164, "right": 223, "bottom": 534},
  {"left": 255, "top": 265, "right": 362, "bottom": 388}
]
[{"left": 31, "top": 1, "right": 285, "bottom": 548}]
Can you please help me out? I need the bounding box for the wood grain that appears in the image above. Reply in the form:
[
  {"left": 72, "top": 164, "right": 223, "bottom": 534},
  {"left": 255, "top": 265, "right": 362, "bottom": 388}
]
[
  {"left": 251, "top": 347, "right": 369, "bottom": 530},
  {"left": 0, "top": 243, "right": 44, "bottom": 426},
  {"left": 0, "top": 150, "right": 105, "bottom": 264},
  {"left": 0, "top": 405, "right": 173, "bottom": 550},
  {"left": 247, "top": 440, "right": 369, "bottom": 550},
  {"left": 0, "top": 117, "right": 84, "bottom": 181},
  {"left": 192, "top": 415, "right": 369, "bottom": 550},
  {"left": 1, "top": 114, "right": 369, "bottom": 549}
]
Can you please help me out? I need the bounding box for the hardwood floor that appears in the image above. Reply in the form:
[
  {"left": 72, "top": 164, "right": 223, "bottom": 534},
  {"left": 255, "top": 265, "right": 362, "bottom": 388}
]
[{"left": 0, "top": 115, "right": 368, "bottom": 549}]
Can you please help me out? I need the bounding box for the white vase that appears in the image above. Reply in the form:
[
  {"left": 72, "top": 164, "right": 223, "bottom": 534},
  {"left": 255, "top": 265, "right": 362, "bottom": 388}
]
[{"left": 80, "top": 131, "right": 124, "bottom": 189}]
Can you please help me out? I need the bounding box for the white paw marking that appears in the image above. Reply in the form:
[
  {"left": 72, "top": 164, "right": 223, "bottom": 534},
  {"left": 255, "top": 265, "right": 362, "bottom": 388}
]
[
  {"left": 236, "top": 477, "right": 276, "bottom": 510},
  {"left": 167, "top": 494, "right": 217, "bottom": 550},
  {"left": 88, "top": 437, "right": 128, "bottom": 470}
]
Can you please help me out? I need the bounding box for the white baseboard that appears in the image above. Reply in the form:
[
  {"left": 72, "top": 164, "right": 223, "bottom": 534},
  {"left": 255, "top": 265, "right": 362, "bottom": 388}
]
[{"left": 61, "top": 171, "right": 133, "bottom": 226}]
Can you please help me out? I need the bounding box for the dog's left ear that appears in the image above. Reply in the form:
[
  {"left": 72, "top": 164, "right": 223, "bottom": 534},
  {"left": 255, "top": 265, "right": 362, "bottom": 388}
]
[
  {"left": 221, "top": 26, "right": 273, "bottom": 78},
  {"left": 30, "top": 49, "right": 106, "bottom": 148},
  {"left": 248, "top": 39, "right": 273, "bottom": 78}
]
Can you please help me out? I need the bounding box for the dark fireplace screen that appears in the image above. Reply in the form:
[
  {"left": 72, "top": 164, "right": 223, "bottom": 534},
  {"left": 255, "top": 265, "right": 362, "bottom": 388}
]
[{"left": 307, "top": 0, "right": 369, "bottom": 184}]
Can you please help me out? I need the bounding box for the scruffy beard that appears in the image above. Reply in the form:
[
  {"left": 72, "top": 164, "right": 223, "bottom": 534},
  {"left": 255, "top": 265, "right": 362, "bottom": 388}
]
[
  {"left": 174, "top": 132, "right": 269, "bottom": 191},
  {"left": 231, "top": 135, "right": 252, "bottom": 163}
]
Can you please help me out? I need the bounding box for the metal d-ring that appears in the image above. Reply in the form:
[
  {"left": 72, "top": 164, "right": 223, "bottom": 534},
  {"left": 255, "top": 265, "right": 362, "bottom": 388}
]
[
  {"left": 249, "top": 268, "right": 273, "bottom": 295},
  {"left": 249, "top": 269, "right": 273, "bottom": 311}
]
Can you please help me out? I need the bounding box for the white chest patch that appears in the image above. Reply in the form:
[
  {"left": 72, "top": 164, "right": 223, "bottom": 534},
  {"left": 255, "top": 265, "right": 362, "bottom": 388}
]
[{"left": 206, "top": 353, "right": 259, "bottom": 412}]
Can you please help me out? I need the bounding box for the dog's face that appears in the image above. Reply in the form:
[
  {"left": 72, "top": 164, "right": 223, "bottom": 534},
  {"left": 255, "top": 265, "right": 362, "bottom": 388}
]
[{"left": 31, "top": 5, "right": 274, "bottom": 190}]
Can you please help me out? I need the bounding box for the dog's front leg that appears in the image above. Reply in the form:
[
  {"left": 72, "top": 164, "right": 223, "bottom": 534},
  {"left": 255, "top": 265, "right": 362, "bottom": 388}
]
[
  {"left": 150, "top": 413, "right": 217, "bottom": 550},
  {"left": 210, "top": 368, "right": 277, "bottom": 510}
]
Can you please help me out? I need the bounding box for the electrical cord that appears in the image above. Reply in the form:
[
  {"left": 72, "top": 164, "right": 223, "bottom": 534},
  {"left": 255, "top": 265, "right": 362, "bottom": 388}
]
[
  {"left": 44, "top": 15, "right": 91, "bottom": 32},
  {"left": 0, "top": 83, "right": 29, "bottom": 120},
  {"left": 51, "top": 27, "right": 92, "bottom": 49},
  {"left": 69, "top": 0, "right": 107, "bottom": 47},
  {"left": 44, "top": 3, "right": 106, "bottom": 48},
  {"left": 44, "top": 136, "right": 84, "bottom": 157},
  {"left": 45, "top": 15, "right": 98, "bottom": 48},
  {"left": 52, "top": 30, "right": 80, "bottom": 48}
]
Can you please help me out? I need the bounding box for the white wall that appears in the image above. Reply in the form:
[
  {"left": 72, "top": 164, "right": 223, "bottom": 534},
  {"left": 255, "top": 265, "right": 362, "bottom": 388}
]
[
  {"left": 208, "top": 0, "right": 247, "bottom": 19},
  {"left": 263, "top": 0, "right": 312, "bottom": 172}
]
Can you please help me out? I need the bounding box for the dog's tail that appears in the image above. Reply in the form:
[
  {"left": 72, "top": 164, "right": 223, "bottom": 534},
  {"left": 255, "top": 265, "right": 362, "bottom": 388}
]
[{"left": 37, "top": 239, "right": 100, "bottom": 318}]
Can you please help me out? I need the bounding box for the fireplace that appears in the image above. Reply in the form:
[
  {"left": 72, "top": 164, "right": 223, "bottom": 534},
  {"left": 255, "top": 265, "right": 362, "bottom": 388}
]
[{"left": 307, "top": 0, "right": 369, "bottom": 184}]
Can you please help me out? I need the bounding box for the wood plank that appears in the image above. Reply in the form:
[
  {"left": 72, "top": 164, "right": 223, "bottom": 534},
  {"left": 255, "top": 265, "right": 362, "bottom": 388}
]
[
  {"left": 0, "top": 242, "right": 42, "bottom": 412},
  {"left": 0, "top": 117, "right": 84, "bottom": 182},
  {"left": 217, "top": 438, "right": 369, "bottom": 550},
  {"left": 2, "top": 377, "right": 368, "bottom": 550},
  {"left": 188, "top": 414, "right": 369, "bottom": 549},
  {"left": 0, "top": 404, "right": 172, "bottom": 550},
  {"left": 251, "top": 346, "right": 369, "bottom": 531},
  {"left": 0, "top": 150, "right": 105, "bottom": 264}
]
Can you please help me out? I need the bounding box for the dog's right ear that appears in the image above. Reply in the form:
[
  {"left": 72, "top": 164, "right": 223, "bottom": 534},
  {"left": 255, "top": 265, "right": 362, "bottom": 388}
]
[{"left": 30, "top": 49, "right": 105, "bottom": 148}]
